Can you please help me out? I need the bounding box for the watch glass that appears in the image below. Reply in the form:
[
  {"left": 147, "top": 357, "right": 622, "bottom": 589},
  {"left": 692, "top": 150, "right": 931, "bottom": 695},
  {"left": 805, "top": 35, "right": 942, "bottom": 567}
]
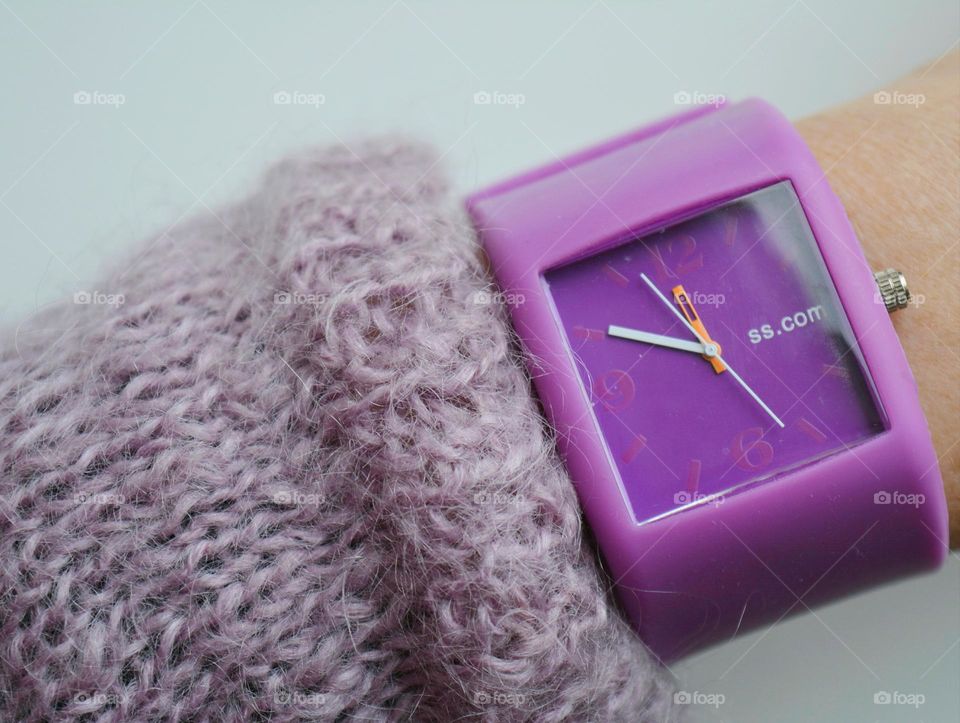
[{"left": 544, "top": 181, "right": 886, "bottom": 523}]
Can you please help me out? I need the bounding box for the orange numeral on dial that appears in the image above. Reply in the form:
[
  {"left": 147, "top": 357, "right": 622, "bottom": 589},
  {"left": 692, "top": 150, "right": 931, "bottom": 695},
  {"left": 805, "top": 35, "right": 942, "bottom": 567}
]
[
  {"left": 731, "top": 427, "right": 774, "bottom": 471},
  {"left": 593, "top": 369, "right": 635, "bottom": 412}
]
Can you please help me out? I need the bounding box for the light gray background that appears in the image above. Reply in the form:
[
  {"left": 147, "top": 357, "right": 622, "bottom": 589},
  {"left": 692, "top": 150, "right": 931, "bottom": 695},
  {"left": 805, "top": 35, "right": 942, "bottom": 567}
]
[{"left": 1, "top": 2, "right": 957, "bottom": 721}]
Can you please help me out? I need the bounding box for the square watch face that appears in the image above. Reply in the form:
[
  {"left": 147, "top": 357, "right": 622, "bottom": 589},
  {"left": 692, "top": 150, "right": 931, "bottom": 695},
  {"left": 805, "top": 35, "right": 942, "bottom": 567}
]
[{"left": 544, "top": 181, "right": 886, "bottom": 524}]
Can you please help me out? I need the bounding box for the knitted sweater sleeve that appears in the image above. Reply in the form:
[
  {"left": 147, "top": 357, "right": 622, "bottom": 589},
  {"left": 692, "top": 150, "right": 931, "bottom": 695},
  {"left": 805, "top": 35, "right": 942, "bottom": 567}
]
[{"left": 0, "top": 139, "right": 678, "bottom": 722}]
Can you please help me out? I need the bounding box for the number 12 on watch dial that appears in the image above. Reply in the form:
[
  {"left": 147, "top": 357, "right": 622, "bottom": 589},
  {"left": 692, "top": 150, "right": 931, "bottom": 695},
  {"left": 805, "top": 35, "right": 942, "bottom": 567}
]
[{"left": 547, "top": 182, "right": 885, "bottom": 523}]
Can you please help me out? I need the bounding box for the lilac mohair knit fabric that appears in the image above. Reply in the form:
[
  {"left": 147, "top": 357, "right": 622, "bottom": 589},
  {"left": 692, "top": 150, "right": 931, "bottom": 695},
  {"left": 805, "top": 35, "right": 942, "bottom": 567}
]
[{"left": 0, "top": 140, "right": 678, "bottom": 721}]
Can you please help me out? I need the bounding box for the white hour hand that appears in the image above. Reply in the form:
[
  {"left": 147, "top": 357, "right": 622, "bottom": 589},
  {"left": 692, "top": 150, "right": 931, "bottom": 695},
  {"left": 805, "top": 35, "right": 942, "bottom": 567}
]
[{"left": 607, "top": 325, "right": 716, "bottom": 356}]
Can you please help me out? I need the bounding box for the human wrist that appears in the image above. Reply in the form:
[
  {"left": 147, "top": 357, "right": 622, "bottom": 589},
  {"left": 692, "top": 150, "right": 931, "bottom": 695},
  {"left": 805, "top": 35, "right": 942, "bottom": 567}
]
[{"left": 796, "top": 51, "right": 960, "bottom": 544}]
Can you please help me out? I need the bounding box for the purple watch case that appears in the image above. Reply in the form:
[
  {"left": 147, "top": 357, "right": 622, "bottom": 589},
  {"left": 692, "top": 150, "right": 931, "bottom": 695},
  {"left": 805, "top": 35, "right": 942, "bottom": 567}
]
[{"left": 465, "top": 99, "right": 948, "bottom": 662}]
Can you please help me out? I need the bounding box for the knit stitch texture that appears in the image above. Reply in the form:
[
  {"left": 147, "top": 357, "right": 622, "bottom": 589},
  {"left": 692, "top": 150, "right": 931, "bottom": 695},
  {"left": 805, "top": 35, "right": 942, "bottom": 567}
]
[{"left": 0, "top": 140, "right": 677, "bottom": 721}]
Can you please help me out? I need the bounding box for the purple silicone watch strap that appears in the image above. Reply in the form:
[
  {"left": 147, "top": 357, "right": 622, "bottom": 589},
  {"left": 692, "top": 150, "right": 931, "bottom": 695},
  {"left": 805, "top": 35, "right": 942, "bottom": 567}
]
[{"left": 465, "top": 99, "right": 948, "bottom": 662}]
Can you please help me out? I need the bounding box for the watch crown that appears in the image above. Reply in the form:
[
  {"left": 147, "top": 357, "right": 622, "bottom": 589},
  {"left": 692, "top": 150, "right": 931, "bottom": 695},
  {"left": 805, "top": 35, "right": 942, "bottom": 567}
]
[{"left": 874, "top": 268, "right": 910, "bottom": 313}]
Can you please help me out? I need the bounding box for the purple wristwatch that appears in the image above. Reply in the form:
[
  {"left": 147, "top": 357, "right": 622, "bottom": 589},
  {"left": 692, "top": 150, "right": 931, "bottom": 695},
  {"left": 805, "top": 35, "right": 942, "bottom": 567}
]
[{"left": 465, "top": 99, "right": 948, "bottom": 662}]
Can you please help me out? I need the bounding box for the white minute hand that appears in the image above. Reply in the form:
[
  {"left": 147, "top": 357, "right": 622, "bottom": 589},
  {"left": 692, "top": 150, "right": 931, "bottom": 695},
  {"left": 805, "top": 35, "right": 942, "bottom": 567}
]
[{"left": 638, "top": 272, "right": 785, "bottom": 429}]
